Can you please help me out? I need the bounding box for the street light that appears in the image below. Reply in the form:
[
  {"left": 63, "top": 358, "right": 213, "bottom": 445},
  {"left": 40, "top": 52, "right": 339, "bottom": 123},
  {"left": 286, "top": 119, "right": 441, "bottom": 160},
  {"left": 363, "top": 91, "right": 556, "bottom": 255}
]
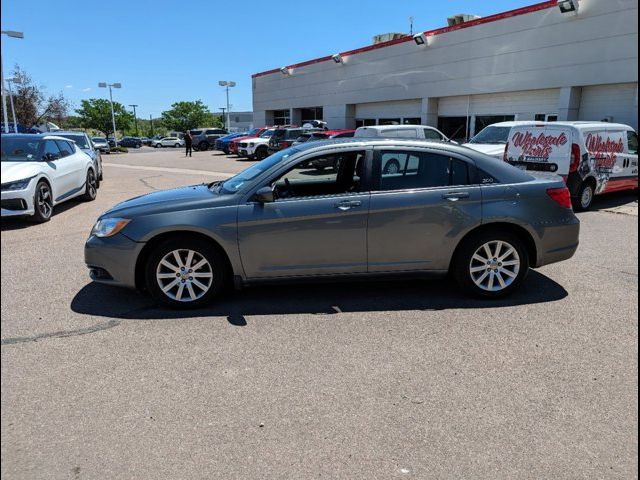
[
  {"left": 218, "top": 80, "right": 236, "bottom": 132},
  {"left": 1, "top": 30, "right": 24, "bottom": 133},
  {"left": 98, "top": 82, "right": 122, "bottom": 145},
  {"left": 129, "top": 104, "right": 139, "bottom": 136},
  {"left": 5, "top": 76, "right": 20, "bottom": 132}
]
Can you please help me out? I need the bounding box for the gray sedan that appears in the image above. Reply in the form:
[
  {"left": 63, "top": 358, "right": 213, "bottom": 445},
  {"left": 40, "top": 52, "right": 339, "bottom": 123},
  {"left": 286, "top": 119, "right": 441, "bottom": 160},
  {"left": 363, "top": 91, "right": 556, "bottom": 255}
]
[{"left": 85, "top": 139, "right": 580, "bottom": 308}]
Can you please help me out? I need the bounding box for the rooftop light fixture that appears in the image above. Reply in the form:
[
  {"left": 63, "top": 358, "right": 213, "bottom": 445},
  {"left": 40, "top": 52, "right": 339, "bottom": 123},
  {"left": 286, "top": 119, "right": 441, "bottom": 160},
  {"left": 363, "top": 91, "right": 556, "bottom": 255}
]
[
  {"left": 332, "top": 54, "right": 343, "bottom": 64},
  {"left": 280, "top": 66, "right": 291, "bottom": 75},
  {"left": 557, "top": 0, "right": 579, "bottom": 15},
  {"left": 413, "top": 32, "right": 428, "bottom": 46}
]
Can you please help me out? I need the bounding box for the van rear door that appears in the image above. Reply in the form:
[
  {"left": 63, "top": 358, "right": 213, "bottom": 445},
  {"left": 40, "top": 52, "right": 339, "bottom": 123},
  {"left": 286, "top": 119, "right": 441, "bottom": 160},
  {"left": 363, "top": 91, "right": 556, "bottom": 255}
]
[{"left": 505, "top": 124, "right": 572, "bottom": 175}]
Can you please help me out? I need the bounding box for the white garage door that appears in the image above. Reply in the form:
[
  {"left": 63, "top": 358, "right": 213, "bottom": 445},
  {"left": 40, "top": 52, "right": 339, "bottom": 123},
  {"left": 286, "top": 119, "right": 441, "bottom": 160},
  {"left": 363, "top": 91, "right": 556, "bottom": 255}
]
[
  {"left": 579, "top": 83, "right": 638, "bottom": 128},
  {"left": 438, "top": 88, "right": 560, "bottom": 117}
]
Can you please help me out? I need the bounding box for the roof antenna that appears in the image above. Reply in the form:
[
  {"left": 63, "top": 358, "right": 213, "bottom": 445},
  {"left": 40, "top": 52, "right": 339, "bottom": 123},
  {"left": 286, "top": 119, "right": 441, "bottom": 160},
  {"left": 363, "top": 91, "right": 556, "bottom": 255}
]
[{"left": 409, "top": 16, "right": 414, "bottom": 35}]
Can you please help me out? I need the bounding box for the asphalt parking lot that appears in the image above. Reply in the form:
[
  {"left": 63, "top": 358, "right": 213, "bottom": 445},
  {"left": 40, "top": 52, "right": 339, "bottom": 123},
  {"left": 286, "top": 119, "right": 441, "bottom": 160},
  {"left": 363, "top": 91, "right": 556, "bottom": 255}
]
[{"left": 1, "top": 148, "right": 638, "bottom": 479}]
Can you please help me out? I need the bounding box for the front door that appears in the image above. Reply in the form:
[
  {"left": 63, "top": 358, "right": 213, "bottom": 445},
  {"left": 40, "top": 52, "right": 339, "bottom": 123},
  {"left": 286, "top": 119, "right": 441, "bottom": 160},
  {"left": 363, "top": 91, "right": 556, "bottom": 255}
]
[
  {"left": 237, "top": 149, "right": 370, "bottom": 278},
  {"left": 367, "top": 147, "right": 482, "bottom": 272}
]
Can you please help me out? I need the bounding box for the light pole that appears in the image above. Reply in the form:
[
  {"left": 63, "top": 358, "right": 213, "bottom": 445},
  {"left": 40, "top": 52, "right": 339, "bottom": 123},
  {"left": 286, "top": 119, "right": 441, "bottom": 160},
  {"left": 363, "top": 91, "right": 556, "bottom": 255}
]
[
  {"left": 98, "top": 82, "right": 121, "bottom": 144},
  {"left": 129, "top": 104, "right": 139, "bottom": 136},
  {"left": 6, "top": 77, "right": 20, "bottom": 132},
  {"left": 1, "top": 30, "right": 24, "bottom": 133},
  {"left": 218, "top": 81, "right": 235, "bottom": 131}
]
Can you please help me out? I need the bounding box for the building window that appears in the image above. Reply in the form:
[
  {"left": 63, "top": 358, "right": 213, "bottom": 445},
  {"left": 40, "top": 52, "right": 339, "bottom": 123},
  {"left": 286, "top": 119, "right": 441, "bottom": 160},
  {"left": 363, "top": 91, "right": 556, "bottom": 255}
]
[
  {"left": 438, "top": 116, "right": 470, "bottom": 142},
  {"left": 272, "top": 109, "right": 290, "bottom": 125},
  {"left": 301, "top": 107, "right": 323, "bottom": 124},
  {"left": 474, "top": 115, "right": 515, "bottom": 134},
  {"left": 379, "top": 118, "right": 401, "bottom": 126},
  {"left": 403, "top": 117, "right": 421, "bottom": 125},
  {"left": 535, "top": 113, "right": 558, "bottom": 122},
  {"left": 355, "top": 119, "right": 376, "bottom": 128}
]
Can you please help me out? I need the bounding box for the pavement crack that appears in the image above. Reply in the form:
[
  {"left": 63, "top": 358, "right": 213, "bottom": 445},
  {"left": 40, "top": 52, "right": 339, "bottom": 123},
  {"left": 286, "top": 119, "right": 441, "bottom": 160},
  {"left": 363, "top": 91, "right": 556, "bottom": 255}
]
[
  {"left": 138, "top": 175, "right": 162, "bottom": 191},
  {"left": 1, "top": 320, "right": 121, "bottom": 346}
]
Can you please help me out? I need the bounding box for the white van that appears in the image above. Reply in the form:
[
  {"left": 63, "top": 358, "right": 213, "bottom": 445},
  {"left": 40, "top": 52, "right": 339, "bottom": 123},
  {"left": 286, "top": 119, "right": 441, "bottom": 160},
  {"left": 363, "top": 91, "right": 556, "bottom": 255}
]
[
  {"left": 354, "top": 124, "right": 449, "bottom": 141},
  {"left": 463, "top": 121, "right": 535, "bottom": 159},
  {"left": 504, "top": 122, "right": 638, "bottom": 210}
]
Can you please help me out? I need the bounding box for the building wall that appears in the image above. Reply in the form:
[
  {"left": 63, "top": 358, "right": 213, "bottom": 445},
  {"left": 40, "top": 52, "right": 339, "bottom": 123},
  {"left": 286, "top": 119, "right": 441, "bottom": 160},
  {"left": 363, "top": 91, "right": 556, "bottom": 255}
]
[{"left": 252, "top": 0, "right": 639, "bottom": 132}]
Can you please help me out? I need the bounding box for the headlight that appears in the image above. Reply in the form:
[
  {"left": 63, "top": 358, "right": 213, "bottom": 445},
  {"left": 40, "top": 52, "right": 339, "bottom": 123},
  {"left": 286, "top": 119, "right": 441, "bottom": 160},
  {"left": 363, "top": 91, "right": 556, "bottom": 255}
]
[
  {"left": 1, "top": 176, "right": 35, "bottom": 191},
  {"left": 91, "top": 218, "right": 131, "bottom": 237}
]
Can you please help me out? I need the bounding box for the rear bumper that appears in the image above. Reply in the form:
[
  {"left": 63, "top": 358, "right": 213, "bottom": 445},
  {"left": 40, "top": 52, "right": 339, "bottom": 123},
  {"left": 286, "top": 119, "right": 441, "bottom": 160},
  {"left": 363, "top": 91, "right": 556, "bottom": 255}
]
[{"left": 534, "top": 217, "right": 580, "bottom": 268}]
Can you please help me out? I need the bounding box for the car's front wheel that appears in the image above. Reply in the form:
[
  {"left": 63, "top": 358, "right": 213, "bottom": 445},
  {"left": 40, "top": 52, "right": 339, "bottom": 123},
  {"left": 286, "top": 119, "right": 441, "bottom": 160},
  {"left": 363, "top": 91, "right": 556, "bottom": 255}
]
[
  {"left": 198, "top": 142, "right": 209, "bottom": 151},
  {"left": 31, "top": 180, "right": 53, "bottom": 223},
  {"left": 452, "top": 231, "right": 529, "bottom": 298},
  {"left": 155, "top": 143, "right": 161, "bottom": 148},
  {"left": 145, "top": 237, "right": 227, "bottom": 308}
]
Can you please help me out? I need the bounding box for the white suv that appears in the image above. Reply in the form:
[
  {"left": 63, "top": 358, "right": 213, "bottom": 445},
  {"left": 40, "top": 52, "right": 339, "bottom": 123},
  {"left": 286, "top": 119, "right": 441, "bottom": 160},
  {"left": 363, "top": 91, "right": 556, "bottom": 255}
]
[
  {"left": 237, "top": 129, "right": 277, "bottom": 160},
  {"left": 354, "top": 124, "right": 449, "bottom": 141},
  {"left": 1, "top": 134, "right": 98, "bottom": 222},
  {"left": 153, "top": 137, "right": 185, "bottom": 148}
]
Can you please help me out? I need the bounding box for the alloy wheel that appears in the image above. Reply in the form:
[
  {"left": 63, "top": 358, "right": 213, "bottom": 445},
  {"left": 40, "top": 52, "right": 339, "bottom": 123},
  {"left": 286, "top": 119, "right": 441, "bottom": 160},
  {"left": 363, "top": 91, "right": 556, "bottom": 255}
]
[
  {"left": 37, "top": 183, "right": 53, "bottom": 219},
  {"left": 156, "top": 249, "right": 214, "bottom": 302},
  {"left": 469, "top": 240, "right": 520, "bottom": 292},
  {"left": 87, "top": 170, "right": 97, "bottom": 199}
]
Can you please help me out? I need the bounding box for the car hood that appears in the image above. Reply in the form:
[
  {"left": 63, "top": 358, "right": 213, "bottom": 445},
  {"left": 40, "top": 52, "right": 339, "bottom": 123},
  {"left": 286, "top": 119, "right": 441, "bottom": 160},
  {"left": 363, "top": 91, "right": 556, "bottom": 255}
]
[
  {"left": 102, "top": 183, "right": 235, "bottom": 218},
  {"left": 462, "top": 143, "right": 506, "bottom": 158},
  {"left": 1, "top": 161, "right": 43, "bottom": 183}
]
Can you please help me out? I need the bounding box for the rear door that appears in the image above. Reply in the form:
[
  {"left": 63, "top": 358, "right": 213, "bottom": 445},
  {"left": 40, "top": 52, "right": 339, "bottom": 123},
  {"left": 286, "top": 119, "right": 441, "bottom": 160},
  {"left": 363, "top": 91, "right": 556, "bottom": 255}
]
[
  {"left": 52, "top": 140, "right": 85, "bottom": 200},
  {"left": 506, "top": 124, "right": 571, "bottom": 176},
  {"left": 367, "top": 147, "right": 482, "bottom": 272}
]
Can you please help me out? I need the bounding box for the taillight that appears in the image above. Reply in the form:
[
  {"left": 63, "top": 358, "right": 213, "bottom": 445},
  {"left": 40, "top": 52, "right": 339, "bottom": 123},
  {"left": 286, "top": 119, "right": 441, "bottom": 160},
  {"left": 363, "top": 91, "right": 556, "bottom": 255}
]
[
  {"left": 280, "top": 141, "right": 291, "bottom": 148},
  {"left": 569, "top": 143, "right": 581, "bottom": 172},
  {"left": 546, "top": 187, "right": 572, "bottom": 209},
  {"left": 503, "top": 142, "right": 509, "bottom": 162}
]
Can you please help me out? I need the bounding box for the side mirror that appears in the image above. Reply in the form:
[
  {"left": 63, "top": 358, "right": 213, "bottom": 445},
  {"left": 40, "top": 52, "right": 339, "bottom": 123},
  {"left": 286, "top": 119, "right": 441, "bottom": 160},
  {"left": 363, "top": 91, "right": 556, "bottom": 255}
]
[{"left": 254, "top": 186, "right": 274, "bottom": 203}]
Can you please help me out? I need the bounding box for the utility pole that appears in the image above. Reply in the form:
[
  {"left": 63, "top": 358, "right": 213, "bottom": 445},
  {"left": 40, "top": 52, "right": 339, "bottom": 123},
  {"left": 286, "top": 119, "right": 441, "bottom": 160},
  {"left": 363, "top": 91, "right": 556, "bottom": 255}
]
[
  {"left": 1, "top": 30, "right": 24, "bottom": 133},
  {"left": 129, "top": 104, "right": 139, "bottom": 136},
  {"left": 149, "top": 114, "right": 154, "bottom": 136}
]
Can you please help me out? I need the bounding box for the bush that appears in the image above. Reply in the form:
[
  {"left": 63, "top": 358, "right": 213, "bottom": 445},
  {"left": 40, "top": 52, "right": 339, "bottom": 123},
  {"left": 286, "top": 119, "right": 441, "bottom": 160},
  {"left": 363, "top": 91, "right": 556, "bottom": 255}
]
[{"left": 110, "top": 146, "right": 129, "bottom": 153}]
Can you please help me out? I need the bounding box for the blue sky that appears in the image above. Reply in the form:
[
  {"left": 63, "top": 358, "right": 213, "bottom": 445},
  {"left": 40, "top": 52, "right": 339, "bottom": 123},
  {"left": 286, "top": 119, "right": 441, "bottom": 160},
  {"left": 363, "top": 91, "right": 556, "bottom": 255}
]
[{"left": 2, "top": 0, "right": 528, "bottom": 119}]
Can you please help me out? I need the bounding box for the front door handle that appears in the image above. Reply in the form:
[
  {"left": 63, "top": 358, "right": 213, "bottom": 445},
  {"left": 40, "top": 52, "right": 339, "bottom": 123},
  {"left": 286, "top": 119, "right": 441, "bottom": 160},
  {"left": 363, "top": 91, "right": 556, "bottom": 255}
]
[
  {"left": 335, "top": 200, "right": 362, "bottom": 210},
  {"left": 442, "top": 192, "right": 470, "bottom": 201}
]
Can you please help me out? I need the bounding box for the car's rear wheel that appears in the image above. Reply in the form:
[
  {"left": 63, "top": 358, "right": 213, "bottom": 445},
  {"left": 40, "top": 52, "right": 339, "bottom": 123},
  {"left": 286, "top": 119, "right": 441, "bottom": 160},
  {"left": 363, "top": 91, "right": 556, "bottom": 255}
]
[
  {"left": 175, "top": 143, "right": 181, "bottom": 148},
  {"left": 198, "top": 142, "right": 209, "bottom": 151},
  {"left": 453, "top": 231, "right": 529, "bottom": 298},
  {"left": 155, "top": 143, "right": 161, "bottom": 148},
  {"left": 573, "top": 181, "right": 594, "bottom": 211},
  {"left": 31, "top": 180, "right": 53, "bottom": 223},
  {"left": 82, "top": 169, "right": 98, "bottom": 201},
  {"left": 145, "top": 238, "right": 227, "bottom": 308}
]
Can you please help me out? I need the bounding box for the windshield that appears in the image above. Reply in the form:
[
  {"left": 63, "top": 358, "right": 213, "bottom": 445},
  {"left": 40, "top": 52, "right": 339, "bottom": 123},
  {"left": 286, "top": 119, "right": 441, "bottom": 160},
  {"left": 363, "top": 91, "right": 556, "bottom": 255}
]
[
  {"left": 57, "top": 134, "right": 89, "bottom": 149},
  {"left": 259, "top": 130, "right": 275, "bottom": 138},
  {"left": 217, "top": 148, "right": 297, "bottom": 194},
  {"left": 247, "top": 128, "right": 261, "bottom": 135},
  {"left": 468, "top": 126, "right": 511, "bottom": 144},
  {"left": 1, "top": 138, "right": 43, "bottom": 162}
]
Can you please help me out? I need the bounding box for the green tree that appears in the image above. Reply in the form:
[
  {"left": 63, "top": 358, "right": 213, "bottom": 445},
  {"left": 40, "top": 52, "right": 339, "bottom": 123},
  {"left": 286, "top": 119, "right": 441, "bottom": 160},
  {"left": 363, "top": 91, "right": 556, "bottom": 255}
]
[
  {"left": 160, "top": 100, "right": 214, "bottom": 132},
  {"left": 75, "top": 99, "right": 133, "bottom": 138}
]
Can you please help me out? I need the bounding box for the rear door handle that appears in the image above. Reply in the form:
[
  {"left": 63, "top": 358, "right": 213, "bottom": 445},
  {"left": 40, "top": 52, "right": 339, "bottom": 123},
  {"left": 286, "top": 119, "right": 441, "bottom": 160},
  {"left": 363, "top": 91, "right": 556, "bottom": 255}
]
[
  {"left": 442, "top": 192, "right": 470, "bottom": 201},
  {"left": 335, "top": 200, "right": 362, "bottom": 210}
]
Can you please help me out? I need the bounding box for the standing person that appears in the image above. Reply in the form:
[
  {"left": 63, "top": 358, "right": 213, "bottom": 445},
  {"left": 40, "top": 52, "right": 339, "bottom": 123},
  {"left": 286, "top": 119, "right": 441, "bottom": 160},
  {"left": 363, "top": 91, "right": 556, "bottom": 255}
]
[{"left": 184, "top": 130, "right": 193, "bottom": 157}]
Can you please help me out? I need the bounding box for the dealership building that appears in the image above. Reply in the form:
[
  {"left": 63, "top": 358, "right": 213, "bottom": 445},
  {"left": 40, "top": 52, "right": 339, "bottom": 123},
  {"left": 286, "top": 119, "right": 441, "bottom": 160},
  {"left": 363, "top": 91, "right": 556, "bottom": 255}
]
[{"left": 251, "top": 0, "right": 638, "bottom": 140}]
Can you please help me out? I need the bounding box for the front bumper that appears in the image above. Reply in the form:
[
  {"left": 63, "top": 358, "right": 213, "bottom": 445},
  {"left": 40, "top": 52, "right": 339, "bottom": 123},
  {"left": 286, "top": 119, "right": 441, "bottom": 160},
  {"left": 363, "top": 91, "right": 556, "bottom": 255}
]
[
  {"left": 1, "top": 184, "right": 35, "bottom": 217},
  {"left": 84, "top": 233, "right": 145, "bottom": 289}
]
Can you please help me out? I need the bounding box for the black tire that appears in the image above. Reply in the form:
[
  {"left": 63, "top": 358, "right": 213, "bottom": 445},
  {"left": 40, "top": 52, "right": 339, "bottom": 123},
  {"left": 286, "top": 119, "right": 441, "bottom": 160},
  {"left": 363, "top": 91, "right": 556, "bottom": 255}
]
[
  {"left": 255, "top": 146, "right": 268, "bottom": 160},
  {"left": 452, "top": 230, "right": 529, "bottom": 298},
  {"left": 198, "top": 142, "right": 209, "bottom": 151},
  {"left": 31, "top": 180, "right": 53, "bottom": 223},
  {"left": 572, "top": 181, "right": 595, "bottom": 211},
  {"left": 155, "top": 143, "right": 161, "bottom": 148},
  {"left": 82, "top": 169, "right": 98, "bottom": 201},
  {"left": 383, "top": 159, "right": 400, "bottom": 175},
  {"left": 145, "top": 237, "right": 227, "bottom": 308}
]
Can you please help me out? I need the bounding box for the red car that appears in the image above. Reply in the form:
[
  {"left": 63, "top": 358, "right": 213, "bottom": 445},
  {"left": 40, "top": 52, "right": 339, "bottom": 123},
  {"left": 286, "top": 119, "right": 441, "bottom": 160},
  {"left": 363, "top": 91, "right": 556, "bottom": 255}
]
[{"left": 228, "top": 128, "right": 269, "bottom": 155}]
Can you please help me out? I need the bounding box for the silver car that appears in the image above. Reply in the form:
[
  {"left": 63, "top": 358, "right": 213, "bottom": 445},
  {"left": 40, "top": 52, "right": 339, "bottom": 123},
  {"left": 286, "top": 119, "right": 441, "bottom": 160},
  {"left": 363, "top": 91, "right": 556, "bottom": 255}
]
[{"left": 85, "top": 139, "right": 580, "bottom": 308}]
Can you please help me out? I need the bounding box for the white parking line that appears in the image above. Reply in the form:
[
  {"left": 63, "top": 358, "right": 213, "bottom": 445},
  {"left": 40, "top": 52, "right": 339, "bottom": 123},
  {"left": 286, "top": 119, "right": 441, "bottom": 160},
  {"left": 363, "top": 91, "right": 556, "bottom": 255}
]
[{"left": 103, "top": 163, "right": 234, "bottom": 178}]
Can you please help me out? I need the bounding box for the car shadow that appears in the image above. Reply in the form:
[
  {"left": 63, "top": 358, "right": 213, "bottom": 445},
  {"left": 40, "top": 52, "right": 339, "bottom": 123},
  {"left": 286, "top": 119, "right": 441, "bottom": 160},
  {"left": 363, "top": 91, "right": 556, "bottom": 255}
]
[
  {"left": 71, "top": 270, "right": 567, "bottom": 326},
  {"left": 588, "top": 190, "right": 638, "bottom": 212},
  {"left": 1, "top": 199, "right": 84, "bottom": 231}
]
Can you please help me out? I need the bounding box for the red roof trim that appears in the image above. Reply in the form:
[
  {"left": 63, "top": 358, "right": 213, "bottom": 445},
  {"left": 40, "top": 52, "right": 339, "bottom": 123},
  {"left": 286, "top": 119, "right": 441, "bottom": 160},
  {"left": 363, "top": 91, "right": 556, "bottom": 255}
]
[{"left": 252, "top": 0, "right": 557, "bottom": 78}]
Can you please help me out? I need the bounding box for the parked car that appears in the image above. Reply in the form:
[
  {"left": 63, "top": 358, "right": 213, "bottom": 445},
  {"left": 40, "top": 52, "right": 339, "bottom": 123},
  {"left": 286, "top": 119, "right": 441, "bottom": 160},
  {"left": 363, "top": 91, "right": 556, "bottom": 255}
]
[
  {"left": 354, "top": 124, "right": 449, "bottom": 142},
  {"left": 92, "top": 137, "right": 111, "bottom": 154},
  {"left": 229, "top": 128, "right": 270, "bottom": 155},
  {"left": 191, "top": 128, "right": 228, "bottom": 151},
  {"left": 503, "top": 121, "right": 638, "bottom": 210},
  {"left": 293, "top": 129, "right": 355, "bottom": 146},
  {"left": 237, "top": 129, "right": 278, "bottom": 160},
  {"left": 85, "top": 138, "right": 579, "bottom": 308},
  {"left": 2, "top": 134, "right": 98, "bottom": 222},
  {"left": 267, "top": 127, "right": 324, "bottom": 154},
  {"left": 153, "top": 137, "right": 185, "bottom": 148},
  {"left": 214, "top": 132, "right": 248, "bottom": 154},
  {"left": 140, "top": 137, "right": 153, "bottom": 146},
  {"left": 107, "top": 138, "right": 116, "bottom": 148},
  {"left": 463, "top": 121, "right": 535, "bottom": 159},
  {"left": 55, "top": 131, "right": 104, "bottom": 185},
  {"left": 118, "top": 137, "right": 143, "bottom": 148}
]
